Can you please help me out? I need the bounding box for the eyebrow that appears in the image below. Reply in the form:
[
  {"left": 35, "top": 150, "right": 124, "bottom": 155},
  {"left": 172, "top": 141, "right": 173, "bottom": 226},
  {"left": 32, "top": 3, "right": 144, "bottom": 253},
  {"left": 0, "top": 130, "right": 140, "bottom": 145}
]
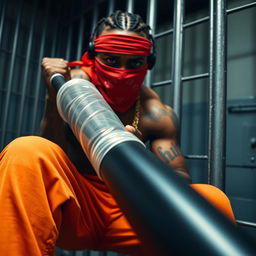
[{"left": 102, "top": 53, "right": 119, "bottom": 57}]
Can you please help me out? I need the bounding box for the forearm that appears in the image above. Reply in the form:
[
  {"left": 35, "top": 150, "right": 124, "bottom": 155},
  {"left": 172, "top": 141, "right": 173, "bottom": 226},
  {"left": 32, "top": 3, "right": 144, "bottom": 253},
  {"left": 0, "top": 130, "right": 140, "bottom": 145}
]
[
  {"left": 151, "top": 141, "right": 192, "bottom": 183},
  {"left": 40, "top": 96, "right": 67, "bottom": 147}
]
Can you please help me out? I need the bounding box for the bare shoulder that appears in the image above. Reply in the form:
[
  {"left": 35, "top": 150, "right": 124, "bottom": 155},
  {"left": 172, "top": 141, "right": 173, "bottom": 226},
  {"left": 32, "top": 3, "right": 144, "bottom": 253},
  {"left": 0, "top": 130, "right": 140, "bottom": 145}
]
[
  {"left": 140, "top": 85, "right": 179, "bottom": 139},
  {"left": 70, "top": 68, "right": 90, "bottom": 80}
]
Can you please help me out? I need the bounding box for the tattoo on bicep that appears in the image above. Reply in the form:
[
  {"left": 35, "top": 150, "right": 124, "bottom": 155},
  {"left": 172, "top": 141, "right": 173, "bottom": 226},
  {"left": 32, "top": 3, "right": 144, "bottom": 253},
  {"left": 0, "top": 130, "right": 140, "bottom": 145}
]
[
  {"left": 156, "top": 143, "right": 182, "bottom": 164},
  {"left": 146, "top": 107, "right": 180, "bottom": 130},
  {"left": 146, "top": 108, "right": 169, "bottom": 122}
]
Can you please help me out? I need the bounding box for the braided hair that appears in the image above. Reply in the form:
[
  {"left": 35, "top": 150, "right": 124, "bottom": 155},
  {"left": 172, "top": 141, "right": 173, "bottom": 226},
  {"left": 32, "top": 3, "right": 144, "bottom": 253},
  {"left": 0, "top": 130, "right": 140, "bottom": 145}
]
[
  {"left": 93, "top": 10, "right": 151, "bottom": 39},
  {"left": 89, "top": 10, "right": 156, "bottom": 69}
]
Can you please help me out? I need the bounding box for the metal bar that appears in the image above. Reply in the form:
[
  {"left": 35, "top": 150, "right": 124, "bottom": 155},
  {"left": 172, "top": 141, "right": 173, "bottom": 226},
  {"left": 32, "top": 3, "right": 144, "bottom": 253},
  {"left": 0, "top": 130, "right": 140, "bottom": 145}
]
[
  {"left": 236, "top": 220, "right": 256, "bottom": 229},
  {"left": 227, "top": 2, "right": 256, "bottom": 14},
  {"left": 91, "top": 5, "right": 99, "bottom": 32},
  {"left": 145, "top": 0, "right": 156, "bottom": 87},
  {"left": 185, "top": 155, "right": 208, "bottom": 160},
  {"left": 228, "top": 104, "right": 256, "bottom": 113},
  {"left": 208, "top": 0, "right": 214, "bottom": 185},
  {"left": 0, "top": 0, "right": 24, "bottom": 150},
  {"left": 50, "top": 4, "right": 61, "bottom": 57},
  {"left": 155, "top": 16, "right": 209, "bottom": 39},
  {"left": 65, "top": 1, "right": 75, "bottom": 60},
  {"left": 151, "top": 79, "right": 172, "bottom": 88},
  {"left": 65, "top": 26, "right": 73, "bottom": 60},
  {"left": 30, "top": 0, "right": 50, "bottom": 133},
  {"left": 127, "top": 0, "right": 134, "bottom": 13},
  {"left": 183, "top": 16, "right": 210, "bottom": 29},
  {"left": 151, "top": 73, "right": 208, "bottom": 88},
  {"left": 150, "top": 2, "right": 256, "bottom": 40},
  {"left": 76, "top": 15, "right": 85, "bottom": 60},
  {"left": 155, "top": 28, "right": 174, "bottom": 39},
  {"left": 208, "top": 0, "right": 227, "bottom": 190},
  {"left": 171, "top": 0, "right": 184, "bottom": 121},
  {"left": 182, "top": 72, "right": 209, "bottom": 82},
  {"left": 0, "top": 0, "right": 7, "bottom": 47},
  {"left": 16, "top": 0, "right": 38, "bottom": 137},
  {"left": 107, "top": 0, "right": 115, "bottom": 16},
  {"left": 226, "top": 164, "right": 256, "bottom": 168}
]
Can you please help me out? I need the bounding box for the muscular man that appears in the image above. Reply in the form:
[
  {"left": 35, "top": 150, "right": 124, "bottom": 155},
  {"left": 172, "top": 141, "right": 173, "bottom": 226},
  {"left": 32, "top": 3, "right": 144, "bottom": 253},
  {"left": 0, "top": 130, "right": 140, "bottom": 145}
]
[{"left": 0, "top": 11, "right": 234, "bottom": 256}]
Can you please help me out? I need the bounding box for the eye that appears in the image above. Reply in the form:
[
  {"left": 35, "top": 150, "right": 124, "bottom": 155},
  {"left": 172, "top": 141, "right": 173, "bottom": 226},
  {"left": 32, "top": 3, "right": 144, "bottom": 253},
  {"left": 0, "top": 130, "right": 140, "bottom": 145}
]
[
  {"left": 104, "top": 56, "right": 119, "bottom": 67},
  {"left": 129, "top": 58, "right": 146, "bottom": 69}
]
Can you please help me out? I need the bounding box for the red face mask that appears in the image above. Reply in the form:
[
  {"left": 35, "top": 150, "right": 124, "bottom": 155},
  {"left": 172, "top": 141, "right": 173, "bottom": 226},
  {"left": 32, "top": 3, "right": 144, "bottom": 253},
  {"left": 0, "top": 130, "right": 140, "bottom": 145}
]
[
  {"left": 69, "top": 34, "right": 152, "bottom": 112},
  {"left": 91, "top": 57, "right": 148, "bottom": 112}
]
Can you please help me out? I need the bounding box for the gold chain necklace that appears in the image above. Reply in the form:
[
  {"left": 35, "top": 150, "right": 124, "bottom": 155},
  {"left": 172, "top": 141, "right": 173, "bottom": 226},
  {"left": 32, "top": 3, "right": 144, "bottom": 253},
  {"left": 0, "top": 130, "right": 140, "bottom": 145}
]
[{"left": 131, "top": 97, "right": 140, "bottom": 129}]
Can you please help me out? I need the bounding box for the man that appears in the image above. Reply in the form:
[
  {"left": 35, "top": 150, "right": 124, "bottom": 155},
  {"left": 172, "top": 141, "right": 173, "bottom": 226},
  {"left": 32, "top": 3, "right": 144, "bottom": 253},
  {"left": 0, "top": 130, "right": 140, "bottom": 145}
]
[{"left": 0, "top": 10, "right": 234, "bottom": 256}]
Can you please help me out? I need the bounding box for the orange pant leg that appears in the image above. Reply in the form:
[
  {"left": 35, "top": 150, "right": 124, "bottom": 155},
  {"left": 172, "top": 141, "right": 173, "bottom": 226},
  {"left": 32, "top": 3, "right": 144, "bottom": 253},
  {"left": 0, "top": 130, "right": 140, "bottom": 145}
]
[
  {"left": 0, "top": 136, "right": 106, "bottom": 255},
  {"left": 0, "top": 136, "right": 236, "bottom": 256}
]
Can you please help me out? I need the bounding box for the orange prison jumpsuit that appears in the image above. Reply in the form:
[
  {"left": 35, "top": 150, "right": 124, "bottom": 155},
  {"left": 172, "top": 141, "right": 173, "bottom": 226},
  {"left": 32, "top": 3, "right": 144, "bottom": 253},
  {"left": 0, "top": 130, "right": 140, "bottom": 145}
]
[{"left": 0, "top": 136, "right": 235, "bottom": 256}]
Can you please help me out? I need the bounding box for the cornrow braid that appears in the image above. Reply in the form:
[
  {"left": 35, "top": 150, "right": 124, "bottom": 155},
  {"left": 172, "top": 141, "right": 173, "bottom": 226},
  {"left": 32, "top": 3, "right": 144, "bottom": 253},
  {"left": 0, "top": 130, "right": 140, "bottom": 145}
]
[{"left": 94, "top": 10, "right": 151, "bottom": 39}]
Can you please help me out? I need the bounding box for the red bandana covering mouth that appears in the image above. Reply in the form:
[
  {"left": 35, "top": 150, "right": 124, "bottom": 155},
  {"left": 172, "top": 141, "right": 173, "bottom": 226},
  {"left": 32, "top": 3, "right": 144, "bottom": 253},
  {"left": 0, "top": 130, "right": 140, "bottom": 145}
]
[{"left": 69, "top": 34, "right": 152, "bottom": 112}]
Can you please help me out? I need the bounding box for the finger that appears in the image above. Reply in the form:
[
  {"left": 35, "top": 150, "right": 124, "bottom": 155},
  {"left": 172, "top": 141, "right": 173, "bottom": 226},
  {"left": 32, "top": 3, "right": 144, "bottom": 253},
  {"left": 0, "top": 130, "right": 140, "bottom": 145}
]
[
  {"left": 125, "top": 125, "right": 136, "bottom": 133},
  {"left": 125, "top": 125, "right": 143, "bottom": 140}
]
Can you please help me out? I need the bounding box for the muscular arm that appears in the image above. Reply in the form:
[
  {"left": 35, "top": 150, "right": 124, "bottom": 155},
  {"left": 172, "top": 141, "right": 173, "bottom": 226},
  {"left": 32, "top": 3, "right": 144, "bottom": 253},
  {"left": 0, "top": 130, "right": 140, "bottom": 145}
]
[
  {"left": 40, "top": 58, "right": 88, "bottom": 147},
  {"left": 145, "top": 102, "right": 191, "bottom": 182}
]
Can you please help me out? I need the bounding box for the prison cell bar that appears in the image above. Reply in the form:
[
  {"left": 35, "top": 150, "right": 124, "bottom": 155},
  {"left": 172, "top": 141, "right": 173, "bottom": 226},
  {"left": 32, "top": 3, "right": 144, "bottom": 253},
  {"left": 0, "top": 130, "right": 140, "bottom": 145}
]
[
  {"left": 16, "top": 0, "right": 39, "bottom": 137},
  {"left": 0, "top": 0, "right": 6, "bottom": 48},
  {"left": 107, "top": 0, "right": 115, "bottom": 17},
  {"left": 126, "top": 0, "right": 134, "bottom": 13},
  {"left": 171, "top": 0, "right": 184, "bottom": 124},
  {"left": 76, "top": 7, "right": 85, "bottom": 61},
  {"left": 30, "top": 0, "right": 50, "bottom": 134},
  {"left": 51, "top": 74, "right": 256, "bottom": 256},
  {"left": 208, "top": 0, "right": 227, "bottom": 190},
  {"left": 0, "top": 0, "right": 24, "bottom": 150},
  {"left": 145, "top": 0, "right": 156, "bottom": 87},
  {"left": 149, "top": 0, "right": 256, "bottom": 229}
]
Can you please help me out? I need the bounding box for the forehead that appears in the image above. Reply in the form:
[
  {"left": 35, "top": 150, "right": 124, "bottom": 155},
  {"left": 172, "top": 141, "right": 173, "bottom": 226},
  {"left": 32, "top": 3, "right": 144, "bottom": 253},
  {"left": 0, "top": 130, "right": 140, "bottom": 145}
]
[{"left": 100, "top": 28, "right": 147, "bottom": 38}]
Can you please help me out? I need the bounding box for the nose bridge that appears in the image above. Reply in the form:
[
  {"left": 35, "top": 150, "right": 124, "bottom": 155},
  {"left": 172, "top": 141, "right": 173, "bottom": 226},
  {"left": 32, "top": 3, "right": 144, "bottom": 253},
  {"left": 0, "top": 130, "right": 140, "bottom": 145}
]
[{"left": 119, "top": 55, "right": 129, "bottom": 69}]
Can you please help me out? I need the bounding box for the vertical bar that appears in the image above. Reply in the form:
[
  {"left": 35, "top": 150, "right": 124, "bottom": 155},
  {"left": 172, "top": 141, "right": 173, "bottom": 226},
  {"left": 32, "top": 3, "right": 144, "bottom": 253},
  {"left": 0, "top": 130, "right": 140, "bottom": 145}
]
[
  {"left": 0, "top": 0, "right": 24, "bottom": 149},
  {"left": 30, "top": 0, "right": 50, "bottom": 133},
  {"left": 65, "top": 1, "right": 74, "bottom": 60},
  {"left": 208, "top": 0, "right": 214, "bottom": 184},
  {"left": 0, "top": 0, "right": 7, "bottom": 47},
  {"left": 76, "top": 15, "right": 85, "bottom": 60},
  {"left": 91, "top": 5, "right": 99, "bottom": 33},
  {"left": 107, "top": 0, "right": 115, "bottom": 16},
  {"left": 208, "top": 0, "right": 227, "bottom": 190},
  {"left": 171, "top": 0, "right": 184, "bottom": 121},
  {"left": 50, "top": 3, "right": 61, "bottom": 57},
  {"left": 16, "top": 0, "right": 38, "bottom": 136},
  {"left": 127, "top": 0, "right": 134, "bottom": 13},
  {"left": 145, "top": 0, "right": 156, "bottom": 87}
]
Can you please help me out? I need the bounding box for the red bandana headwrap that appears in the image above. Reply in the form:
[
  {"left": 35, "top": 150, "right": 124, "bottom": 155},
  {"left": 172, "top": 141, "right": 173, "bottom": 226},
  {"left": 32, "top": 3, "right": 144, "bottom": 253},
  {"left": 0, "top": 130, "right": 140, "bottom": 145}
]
[{"left": 69, "top": 34, "right": 152, "bottom": 112}]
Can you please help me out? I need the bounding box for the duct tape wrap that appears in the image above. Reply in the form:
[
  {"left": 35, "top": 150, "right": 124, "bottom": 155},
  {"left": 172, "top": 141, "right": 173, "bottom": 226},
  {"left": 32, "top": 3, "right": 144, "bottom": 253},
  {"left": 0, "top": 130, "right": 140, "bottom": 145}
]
[{"left": 56, "top": 79, "right": 145, "bottom": 178}]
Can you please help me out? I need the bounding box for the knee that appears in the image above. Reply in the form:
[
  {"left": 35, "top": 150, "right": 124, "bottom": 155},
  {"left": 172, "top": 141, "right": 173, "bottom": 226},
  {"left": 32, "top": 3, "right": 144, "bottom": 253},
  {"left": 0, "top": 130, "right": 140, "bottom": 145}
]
[{"left": 2, "top": 136, "right": 61, "bottom": 160}]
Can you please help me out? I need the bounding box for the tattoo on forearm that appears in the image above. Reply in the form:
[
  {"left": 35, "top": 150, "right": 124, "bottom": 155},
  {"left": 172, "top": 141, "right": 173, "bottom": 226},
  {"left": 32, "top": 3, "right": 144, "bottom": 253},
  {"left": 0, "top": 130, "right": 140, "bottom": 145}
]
[{"left": 157, "top": 143, "right": 182, "bottom": 164}]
